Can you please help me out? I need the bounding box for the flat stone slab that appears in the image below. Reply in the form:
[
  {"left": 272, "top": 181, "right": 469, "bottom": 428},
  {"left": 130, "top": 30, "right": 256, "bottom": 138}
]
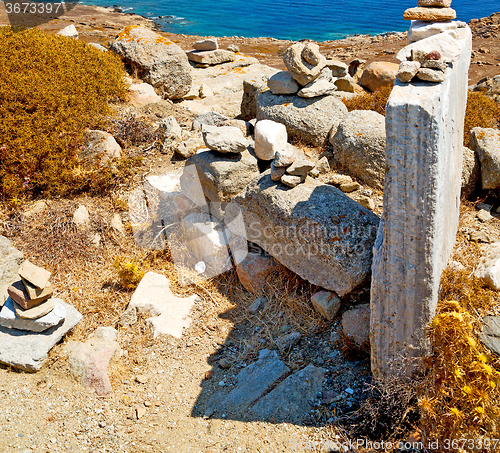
[
  {"left": 0, "top": 300, "right": 82, "bottom": 371},
  {"left": 249, "top": 364, "right": 326, "bottom": 423},
  {"left": 187, "top": 50, "right": 235, "bottom": 65},
  {"left": 18, "top": 260, "right": 51, "bottom": 289},
  {"left": 207, "top": 349, "right": 289, "bottom": 416},
  {"left": 0, "top": 236, "right": 24, "bottom": 307},
  {"left": 479, "top": 316, "right": 500, "bottom": 356},
  {"left": 127, "top": 272, "right": 198, "bottom": 338},
  {"left": 0, "top": 297, "right": 65, "bottom": 333}
]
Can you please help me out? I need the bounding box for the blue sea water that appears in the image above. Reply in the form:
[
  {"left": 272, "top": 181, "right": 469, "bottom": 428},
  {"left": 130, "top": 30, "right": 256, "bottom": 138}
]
[{"left": 84, "top": 0, "right": 499, "bottom": 41}]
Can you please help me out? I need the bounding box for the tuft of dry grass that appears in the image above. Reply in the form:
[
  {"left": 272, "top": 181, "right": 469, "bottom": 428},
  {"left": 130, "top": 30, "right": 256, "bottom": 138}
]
[
  {"left": 464, "top": 91, "right": 500, "bottom": 148},
  {"left": 341, "top": 84, "right": 392, "bottom": 116}
]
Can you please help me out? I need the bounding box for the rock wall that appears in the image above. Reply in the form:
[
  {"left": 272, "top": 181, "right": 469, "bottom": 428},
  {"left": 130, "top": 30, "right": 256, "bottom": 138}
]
[{"left": 370, "top": 27, "right": 472, "bottom": 380}]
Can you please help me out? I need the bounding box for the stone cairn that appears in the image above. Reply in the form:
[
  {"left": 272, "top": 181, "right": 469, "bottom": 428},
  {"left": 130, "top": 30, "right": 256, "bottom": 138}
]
[
  {"left": 186, "top": 38, "right": 237, "bottom": 67},
  {"left": 266, "top": 41, "right": 357, "bottom": 96},
  {"left": 397, "top": 0, "right": 464, "bottom": 84},
  {"left": 0, "top": 260, "right": 66, "bottom": 333}
]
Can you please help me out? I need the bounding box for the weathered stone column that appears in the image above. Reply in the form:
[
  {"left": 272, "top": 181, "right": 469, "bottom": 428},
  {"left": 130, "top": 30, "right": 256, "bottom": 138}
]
[{"left": 370, "top": 27, "right": 472, "bottom": 380}]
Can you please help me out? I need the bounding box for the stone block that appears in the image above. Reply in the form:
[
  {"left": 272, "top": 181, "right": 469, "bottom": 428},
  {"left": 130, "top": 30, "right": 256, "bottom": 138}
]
[
  {"left": 254, "top": 120, "right": 288, "bottom": 160},
  {"left": 370, "top": 26, "right": 472, "bottom": 380},
  {"left": 0, "top": 300, "right": 82, "bottom": 371},
  {"left": 18, "top": 260, "right": 51, "bottom": 290},
  {"left": 469, "top": 127, "right": 500, "bottom": 190},
  {"left": 249, "top": 364, "right": 326, "bottom": 423},
  {"left": 311, "top": 291, "right": 341, "bottom": 320},
  {"left": 0, "top": 297, "right": 65, "bottom": 333}
]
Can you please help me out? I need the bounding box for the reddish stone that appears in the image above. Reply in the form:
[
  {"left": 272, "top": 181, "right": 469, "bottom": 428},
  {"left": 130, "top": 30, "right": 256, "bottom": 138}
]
[
  {"left": 83, "top": 347, "right": 116, "bottom": 397},
  {"left": 427, "top": 50, "right": 442, "bottom": 60},
  {"left": 236, "top": 253, "right": 283, "bottom": 294}
]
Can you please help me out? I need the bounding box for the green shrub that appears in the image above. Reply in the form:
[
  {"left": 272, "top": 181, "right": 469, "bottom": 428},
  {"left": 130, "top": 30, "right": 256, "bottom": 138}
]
[{"left": 0, "top": 27, "right": 128, "bottom": 203}]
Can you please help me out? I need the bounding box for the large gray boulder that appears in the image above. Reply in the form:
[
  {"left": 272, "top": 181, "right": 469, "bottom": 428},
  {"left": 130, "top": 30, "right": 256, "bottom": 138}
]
[
  {"left": 111, "top": 26, "right": 192, "bottom": 99},
  {"left": 181, "top": 149, "right": 260, "bottom": 203},
  {"left": 0, "top": 236, "right": 23, "bottom": 307},
  {"left": 330, "top": 110, "right": 386, "bottom": 190},
  {"left": 226, "top": 172, "right": 379, "bottom": 296},
  {"left": 256, "top": 91, "right": 348, "bottom": 146},
  {"left": 469, "top": 127, "right": 500, "bottom": 189}
]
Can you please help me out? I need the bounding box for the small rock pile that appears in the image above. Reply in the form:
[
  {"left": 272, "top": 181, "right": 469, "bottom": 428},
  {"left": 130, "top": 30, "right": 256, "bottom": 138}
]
[
  {"left": 0, "top": 260, "right": 65, "bottom": 333},
  {"left": 403, "top": 0, "right": 456, "bottom": 22},
  {"left": 187, "top": 38, "right": 237, "bottom": 67},
  {"left": 254, "top": 119, "right": 330, "bottom": 188},
  {"left": 266, "top": 41, "right": 358, "bottom": 97},
  {"left": 396, "top": 49, "right": 449, "bottom": 83}
]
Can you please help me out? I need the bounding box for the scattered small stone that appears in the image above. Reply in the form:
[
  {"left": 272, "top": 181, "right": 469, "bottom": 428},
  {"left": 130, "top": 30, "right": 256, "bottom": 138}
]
[
  {"left": 158, "top": 116, "right": 183, "bottom": 153},
  {"left": 327, "top": 174, "right": 352, "bottom": 186},
  {"left": 199, "top": 83, "right": 214, "bottom": 98},
  {"left": 136, "top": 407, "right": 146, "bottom": 420},
  {"left": 311, "top": 291, "right": 341, "bottom": 320},
  {"left": 267, "top": 71, "right": 300, "bottom": 95},
  {"left": 426, "top": 50, "right": 442, "bottom": 60},
  {"left": 14, "top": 297, "right": 55, "bottom": 320},
  {"left": 416, "top": 68, "right": 446, "bottom": 83},
  {"left": 470, "top": 230, "right": 491, "bottom": 243},
  {"left": 248, "top": 297, "right": 268, "bottom": 314},
  {"left": 475, "top": 243, "right": 500, "bottom": 290},
  {"left": 281, "top": 175, "right": 305, "bottom": 188},
  {"left": 0, "top": 297, "right": 65, "bottom": 333},
  {"left": 110, "top": 213, "right": 125, "bottom": 236},
  {"left": 286, "top": 159, "right": 315, "bottom": 177},
  {"left": 274, "top": 331, "right": 301, "bottom": 351},
  {"left": 72, "top": 205, "right": 91, "bottom": 231},
  {"left": 342, "top": 304, "right": 370, "bottom": 347},
  {"left": 193, "top": 39, "right": 218, "bottom": 51},
  {"left": 479, "top": 316, "right": 500, "bottom": 356},
  {"left": 57, "top": 24, "right": 78, "bottom": 38},
  {"left": 396, "top": 61, "right": 421, "bottom": 83},
  {"left": 345, "top": 387, "right": 354, "bottom": 395},
  {"left": 273, "top": 144, "right": 302, "bottom": 168},
  {"left": 477, "top": 209, "right": 493, "bottom": 223},
  {"left": 187, "top": 49, "right": 235, "bottom": 65},
  {"left": 358, "top": 196, "right": 376, "bottom": 210},
  {"left": 227, "top": 44, "right": 239, "bottom": 52},
  {"left": 202, "top": 125, "right": 248, "bottom": 154},
  {"left": 271, "top": 163, "right": 287, "bottom": 182},
  {"left": 421, "top": 59, "right": 447, "bottom": 72},
  {"left": 478, "top": 203, "right": 492, "bottom": 212},
  {"left": 403, "top": 7, "right": 456, "bottom": 22},
  {"left": 135, "top": 375, "right": 149, "bottom": 384},
  {"left": 254, "top": 120, "right": 288, "bottom": 160},
  {"left": 340, "top": 181, "right": 361, "bottom": 193},
  {"left": 218, "top": 357, "right": 232, "bottom": 369}
]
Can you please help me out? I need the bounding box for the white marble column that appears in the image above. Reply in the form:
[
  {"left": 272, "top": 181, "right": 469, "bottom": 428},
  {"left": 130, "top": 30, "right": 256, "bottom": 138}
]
[{"left": 370, "top": 27, "right": 472, "bottom": 380}]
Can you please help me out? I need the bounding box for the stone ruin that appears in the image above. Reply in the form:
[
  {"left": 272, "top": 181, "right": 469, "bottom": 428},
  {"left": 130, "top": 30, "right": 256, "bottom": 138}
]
[{"left": 371, "top": 0, "right": 472, "bottom": 379}]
